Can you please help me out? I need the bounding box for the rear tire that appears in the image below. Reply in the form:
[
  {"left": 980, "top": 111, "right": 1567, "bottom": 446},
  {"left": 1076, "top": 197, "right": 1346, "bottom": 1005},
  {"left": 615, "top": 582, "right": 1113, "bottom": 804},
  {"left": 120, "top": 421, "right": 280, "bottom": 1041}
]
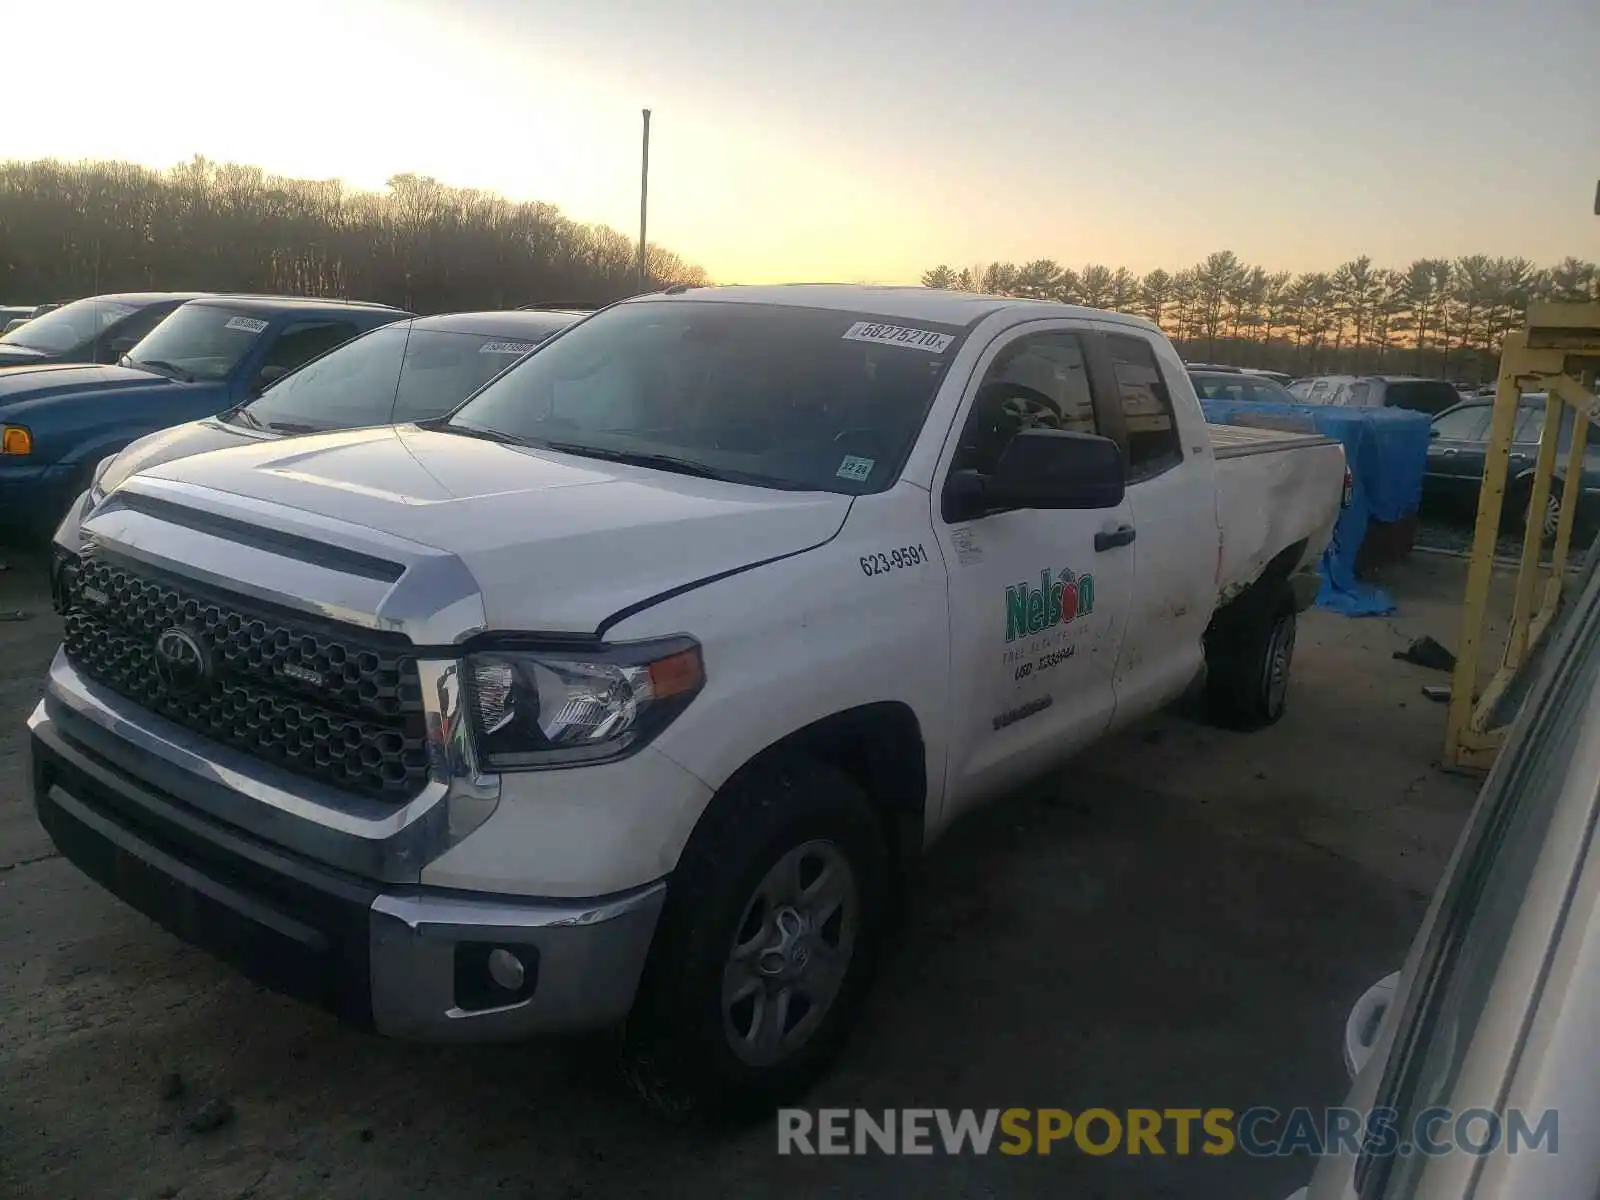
[
  {"left": 620, "top": 756, "right": 889, "bottom": 1123},
  {"left": 1204, "top": 593, "right": 1296, "bottom": 731}
]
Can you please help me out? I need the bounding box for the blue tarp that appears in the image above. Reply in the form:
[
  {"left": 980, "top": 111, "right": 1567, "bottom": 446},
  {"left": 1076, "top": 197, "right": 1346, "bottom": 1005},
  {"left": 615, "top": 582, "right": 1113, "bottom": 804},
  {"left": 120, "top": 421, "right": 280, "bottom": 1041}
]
[{"left": 1201, "top": 400, "right": 1432, "bottom": 617}]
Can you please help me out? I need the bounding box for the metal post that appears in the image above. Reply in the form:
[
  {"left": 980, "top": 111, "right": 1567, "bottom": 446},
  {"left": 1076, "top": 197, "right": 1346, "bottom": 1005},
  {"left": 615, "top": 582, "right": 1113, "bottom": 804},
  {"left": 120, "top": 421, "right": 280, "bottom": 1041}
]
[{"left": 637, "top": 109, "right": 652, "bottom": 292}]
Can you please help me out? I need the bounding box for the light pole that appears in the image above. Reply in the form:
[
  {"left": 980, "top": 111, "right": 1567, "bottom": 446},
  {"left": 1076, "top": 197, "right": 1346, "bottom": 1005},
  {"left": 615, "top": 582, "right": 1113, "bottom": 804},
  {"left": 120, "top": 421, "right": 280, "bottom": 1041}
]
[{"left": 637, "top": 109, "right": 652, "bottom": 292}]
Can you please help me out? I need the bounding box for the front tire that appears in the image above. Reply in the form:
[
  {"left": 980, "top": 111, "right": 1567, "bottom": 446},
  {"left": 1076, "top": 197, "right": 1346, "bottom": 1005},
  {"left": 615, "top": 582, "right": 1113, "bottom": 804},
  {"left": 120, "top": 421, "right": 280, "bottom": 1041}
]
[
  {"left": 1205, "top": 595, "right": 1296, "bottom": 731},
  {"left": 621, "top": 757, "right": 888, "bottom": 1121}
]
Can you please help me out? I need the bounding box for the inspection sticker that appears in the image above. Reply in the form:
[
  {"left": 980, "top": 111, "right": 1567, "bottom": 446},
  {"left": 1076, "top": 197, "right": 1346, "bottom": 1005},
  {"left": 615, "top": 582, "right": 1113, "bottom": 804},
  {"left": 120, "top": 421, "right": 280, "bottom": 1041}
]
[
  {"left": 479, "top": 340, "right": 536, "bottom": 355},
  {"left": 836, "top": 455, "right": 876, "bottom": 482},
  {"left": 841, "top": 321, "right": 954, "bottom": 353},
  {"left": 951, "top": 525, "right": 983, "bottom": 566},
  {"left": 224, "top": 316, "right": 269, "bottom": 334}
]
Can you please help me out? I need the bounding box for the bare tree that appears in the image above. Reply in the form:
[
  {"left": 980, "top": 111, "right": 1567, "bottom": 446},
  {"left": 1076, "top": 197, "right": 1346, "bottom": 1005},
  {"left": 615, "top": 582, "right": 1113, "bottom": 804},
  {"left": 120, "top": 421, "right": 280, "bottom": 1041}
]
[{"left": 0, "top": 156, "right": 707, "bottom": 312}]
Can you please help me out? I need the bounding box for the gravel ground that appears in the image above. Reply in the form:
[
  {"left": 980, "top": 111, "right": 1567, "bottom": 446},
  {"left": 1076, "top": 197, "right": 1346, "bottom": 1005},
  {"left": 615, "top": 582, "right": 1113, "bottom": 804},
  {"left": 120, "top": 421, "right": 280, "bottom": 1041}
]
[{"left": 0, "top": 547, "right": 1491, "bottom": 1199}]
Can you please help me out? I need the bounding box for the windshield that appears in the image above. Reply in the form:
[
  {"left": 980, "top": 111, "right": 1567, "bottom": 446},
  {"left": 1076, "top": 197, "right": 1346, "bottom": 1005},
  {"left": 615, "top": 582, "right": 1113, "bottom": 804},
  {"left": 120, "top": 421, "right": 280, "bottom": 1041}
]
[
  {"left": 446, "top": 300, "right": 967, "bottom": 494},
  {"left": 126, "top": 304, "right": 270, "bottom": 382},
  {"left": 392, "top": 327, "right": 554, "bottom": 422},
  {"left": 237, "top": 323, "right": 410, "bottom": 431},
  {"left": 236, "top": 323, "right": 554, "bottom": 433},
  {"left": 0, "top": 297, "right": 140, "bottom": 353}
]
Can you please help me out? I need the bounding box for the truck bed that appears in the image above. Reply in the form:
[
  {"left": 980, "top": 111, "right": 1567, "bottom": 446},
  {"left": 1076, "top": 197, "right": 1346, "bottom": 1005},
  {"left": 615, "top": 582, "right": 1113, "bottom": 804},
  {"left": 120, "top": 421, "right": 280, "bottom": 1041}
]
[
  {"left": 1211, "top": 421, "right": 1345, "bottom": 604},
  {"left": 1208, "top": 421, "right": 1335, "bottom": 460}
]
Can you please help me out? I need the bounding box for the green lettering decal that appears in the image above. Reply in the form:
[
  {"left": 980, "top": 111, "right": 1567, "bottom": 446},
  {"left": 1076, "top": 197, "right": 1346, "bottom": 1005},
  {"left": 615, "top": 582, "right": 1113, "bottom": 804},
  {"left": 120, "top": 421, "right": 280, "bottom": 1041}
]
[
  {"left": 1041, "top": 570, "right": 1059, "bottom": 628},
  {"left": 1027, "top": 587, "right": 1045, "bottom": 634},
  {"left": 1005, "top": 583, "right": 1030, "bottom": 643},
  {"left": 1078, "top": 572, "right": 1095, "bottom": 616}
]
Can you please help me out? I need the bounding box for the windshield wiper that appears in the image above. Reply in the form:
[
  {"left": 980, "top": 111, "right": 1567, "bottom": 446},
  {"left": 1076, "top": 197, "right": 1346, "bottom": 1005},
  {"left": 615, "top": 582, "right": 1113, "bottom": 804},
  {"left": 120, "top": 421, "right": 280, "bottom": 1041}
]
[
  {"left": 224, "top": 405, "right": 264, "bottom": 430},
  {"left": 425, "top": 420, "right": 533, "bottom": 447},
  {"left": 533, "top": 442, "right": 731, "bottom": 481},
  {"left": 263, "top": 420, "right": 327, "bottom": 435},
  {"left": 133, "top": 359, "right": 194, "bottom": 383}
]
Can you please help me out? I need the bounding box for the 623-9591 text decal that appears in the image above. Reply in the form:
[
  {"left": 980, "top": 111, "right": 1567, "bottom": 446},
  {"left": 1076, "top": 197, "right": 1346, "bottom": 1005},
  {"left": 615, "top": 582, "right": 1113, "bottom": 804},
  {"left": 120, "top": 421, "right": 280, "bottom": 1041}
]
[{"left": 860, "top": 544, "right": 929, "bottom": 578}]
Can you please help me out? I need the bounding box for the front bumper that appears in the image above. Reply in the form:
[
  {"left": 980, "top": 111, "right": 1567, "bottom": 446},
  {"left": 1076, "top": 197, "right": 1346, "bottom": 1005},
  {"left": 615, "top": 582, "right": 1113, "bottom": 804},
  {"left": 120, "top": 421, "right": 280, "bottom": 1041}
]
[{"left": 28, "top": 700, "right": 666, "bottom": 1040}]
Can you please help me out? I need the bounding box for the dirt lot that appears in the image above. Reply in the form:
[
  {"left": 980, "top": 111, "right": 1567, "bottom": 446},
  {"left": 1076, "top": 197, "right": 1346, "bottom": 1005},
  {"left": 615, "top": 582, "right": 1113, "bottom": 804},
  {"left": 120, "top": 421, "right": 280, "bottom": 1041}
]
[{"left": 0, "top": 549, "right": 1496, "bottom": 1199}]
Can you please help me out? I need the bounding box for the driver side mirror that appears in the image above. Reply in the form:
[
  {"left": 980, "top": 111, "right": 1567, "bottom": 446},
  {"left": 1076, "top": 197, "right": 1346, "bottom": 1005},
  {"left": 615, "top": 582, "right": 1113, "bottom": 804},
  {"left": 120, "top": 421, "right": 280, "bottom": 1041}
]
[
  {"left": 943, "top": 429, "right": 1125, "bottom": 522},
  {"left": 1430, "top": 428, "right": 1441, "bottom": 439}
]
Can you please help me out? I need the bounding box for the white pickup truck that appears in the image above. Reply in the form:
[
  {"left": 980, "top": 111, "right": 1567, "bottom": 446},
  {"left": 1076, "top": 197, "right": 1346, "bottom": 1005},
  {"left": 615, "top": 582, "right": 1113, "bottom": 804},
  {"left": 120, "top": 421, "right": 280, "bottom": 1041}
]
[{"left": 33, "top": 285, "right": 1345, "bottom": 1116}]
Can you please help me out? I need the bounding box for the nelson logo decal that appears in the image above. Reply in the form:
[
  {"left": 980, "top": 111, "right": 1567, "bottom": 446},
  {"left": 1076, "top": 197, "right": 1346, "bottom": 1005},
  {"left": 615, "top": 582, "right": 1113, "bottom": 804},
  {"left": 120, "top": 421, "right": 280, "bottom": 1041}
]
[{"left": 1005, "top": 568, "right": 1095, "bottom": 643}]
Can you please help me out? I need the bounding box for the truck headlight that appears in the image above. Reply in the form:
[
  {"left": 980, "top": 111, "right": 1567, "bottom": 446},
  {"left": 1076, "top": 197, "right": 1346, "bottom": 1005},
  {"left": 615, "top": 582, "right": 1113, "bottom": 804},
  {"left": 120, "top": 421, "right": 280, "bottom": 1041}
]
[{"left": 465, "top": 637, "right": 704, "bottom": 769}]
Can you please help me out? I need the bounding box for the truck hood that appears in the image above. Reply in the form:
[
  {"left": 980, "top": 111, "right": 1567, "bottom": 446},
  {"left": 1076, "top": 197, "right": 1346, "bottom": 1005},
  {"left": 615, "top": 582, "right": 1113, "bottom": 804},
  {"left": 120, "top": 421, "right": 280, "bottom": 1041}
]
[
  {"left": 131, "top": 425, "right": 853, "bottom": 635},
  {"left": 99, "top": 417, "right": 265, "bottom": 495},
  {"left": 0, "top": 362, "right": 182, "bottom": 415}
]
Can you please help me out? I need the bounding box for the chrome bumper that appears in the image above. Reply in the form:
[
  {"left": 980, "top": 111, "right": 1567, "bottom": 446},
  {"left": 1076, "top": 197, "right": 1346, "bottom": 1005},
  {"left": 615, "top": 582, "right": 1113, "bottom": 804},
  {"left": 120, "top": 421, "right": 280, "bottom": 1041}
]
[{"left": 29, "top": 691, "right": 665, "bottom": 1039}]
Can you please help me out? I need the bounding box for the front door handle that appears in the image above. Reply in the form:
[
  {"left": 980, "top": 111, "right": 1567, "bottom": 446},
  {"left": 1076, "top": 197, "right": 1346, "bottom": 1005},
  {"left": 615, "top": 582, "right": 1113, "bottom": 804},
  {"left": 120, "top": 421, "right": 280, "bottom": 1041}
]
[{"left": 1095, "top": 525, "right": 1136, "bottom": 552}]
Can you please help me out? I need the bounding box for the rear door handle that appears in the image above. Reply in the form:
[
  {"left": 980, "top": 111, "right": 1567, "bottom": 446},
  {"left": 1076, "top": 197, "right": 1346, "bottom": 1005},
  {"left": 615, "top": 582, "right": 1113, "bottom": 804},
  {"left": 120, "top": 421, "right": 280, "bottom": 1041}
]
[{"left": 1095, "top": 525, "right": 1136, "bottom": 552}]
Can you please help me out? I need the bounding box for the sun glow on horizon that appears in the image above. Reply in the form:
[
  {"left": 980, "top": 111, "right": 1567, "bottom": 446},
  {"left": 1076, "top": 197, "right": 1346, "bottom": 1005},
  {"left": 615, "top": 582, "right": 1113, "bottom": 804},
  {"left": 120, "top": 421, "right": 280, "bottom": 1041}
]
[{"left": 4, "top": 0, "right": 1595, "bottom": 287}]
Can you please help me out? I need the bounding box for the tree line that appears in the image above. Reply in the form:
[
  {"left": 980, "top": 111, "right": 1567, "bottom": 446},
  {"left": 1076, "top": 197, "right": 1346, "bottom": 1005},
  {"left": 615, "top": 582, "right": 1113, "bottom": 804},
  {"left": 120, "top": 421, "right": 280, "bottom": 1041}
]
[
  {"left": 921, "top": 252, "right": 1600, "bottom": 383},
  {"left": 0, "top": 157, "right": 709, "bottom": 314}
]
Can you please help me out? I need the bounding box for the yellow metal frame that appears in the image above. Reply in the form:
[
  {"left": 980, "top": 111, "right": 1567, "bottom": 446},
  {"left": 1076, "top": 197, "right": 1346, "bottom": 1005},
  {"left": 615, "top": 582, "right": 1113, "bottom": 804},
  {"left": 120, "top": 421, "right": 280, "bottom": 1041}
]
[{"left": 1445, "top": 304, "right": 1600, "bottom": 769}]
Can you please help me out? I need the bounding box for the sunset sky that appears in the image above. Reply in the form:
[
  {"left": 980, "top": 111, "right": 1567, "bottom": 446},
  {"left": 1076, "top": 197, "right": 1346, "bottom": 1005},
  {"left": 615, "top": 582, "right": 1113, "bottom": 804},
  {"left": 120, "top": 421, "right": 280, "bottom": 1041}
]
[{"left": 7, "top": 0, "right": 1597, "bottom": 284}]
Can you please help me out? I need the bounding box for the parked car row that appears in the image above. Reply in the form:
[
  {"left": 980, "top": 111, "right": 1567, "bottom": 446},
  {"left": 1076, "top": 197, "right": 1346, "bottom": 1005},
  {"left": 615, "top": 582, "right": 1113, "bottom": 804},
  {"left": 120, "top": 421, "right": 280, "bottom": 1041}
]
[
  {"left": 1287, "top": 374, "right": 1462, "bottom": 415},
  {"left": 0, "top": 292, "right": 585, "bottom": 535},
  {"left": 1182, "top": 364, "right": 1471, "bottom": 417}
]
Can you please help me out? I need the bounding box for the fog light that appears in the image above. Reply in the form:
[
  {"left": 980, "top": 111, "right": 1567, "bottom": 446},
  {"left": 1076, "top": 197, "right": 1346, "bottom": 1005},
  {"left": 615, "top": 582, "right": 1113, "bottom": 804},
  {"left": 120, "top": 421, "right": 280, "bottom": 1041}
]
[
  {"left": 453, "top": 941, "right": 539, "bottom": 1012},
  {"left": 487, "top": 947, "right": 526, "bottom": 991}
]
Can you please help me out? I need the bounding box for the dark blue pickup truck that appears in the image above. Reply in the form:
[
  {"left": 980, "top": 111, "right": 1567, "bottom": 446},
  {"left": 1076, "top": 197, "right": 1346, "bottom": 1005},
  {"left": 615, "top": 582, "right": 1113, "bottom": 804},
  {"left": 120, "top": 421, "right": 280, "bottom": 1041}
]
[{"left": 0, "top": 294, "right": 409, "bottom": 534}]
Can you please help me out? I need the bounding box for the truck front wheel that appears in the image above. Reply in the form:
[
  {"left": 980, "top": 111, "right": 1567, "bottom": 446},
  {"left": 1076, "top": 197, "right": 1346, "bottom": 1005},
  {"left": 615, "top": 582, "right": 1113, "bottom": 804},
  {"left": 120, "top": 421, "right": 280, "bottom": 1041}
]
[
  {"left": 621, "top": 757, "right": 888, "bottom": 1120},
  {"left": 1204, "top": 597, "right": 1296, "bottom": 731}
]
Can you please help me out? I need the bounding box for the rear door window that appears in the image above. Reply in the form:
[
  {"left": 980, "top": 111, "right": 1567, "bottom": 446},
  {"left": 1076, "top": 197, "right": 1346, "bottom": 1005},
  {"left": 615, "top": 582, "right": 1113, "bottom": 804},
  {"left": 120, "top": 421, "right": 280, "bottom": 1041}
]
[
  {"left": 1431, "top": 406, "right": 1492, "bottom": 441},
  {"left": 260, "top": 321, "right": 361, "bottom": 378},
  {"left": 1105, "top": 333, "right": 1182, "bottom": 481}
]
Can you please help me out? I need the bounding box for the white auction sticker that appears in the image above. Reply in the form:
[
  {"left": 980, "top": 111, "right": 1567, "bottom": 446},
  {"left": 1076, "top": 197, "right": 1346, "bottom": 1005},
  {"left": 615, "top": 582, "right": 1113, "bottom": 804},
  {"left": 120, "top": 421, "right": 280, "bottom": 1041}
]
[
  {"left": 478, "top": 340, "right": 535, "bottom": 355},
  {"left": 224, "top": 316, "right": 269, "bottom": 334},
  {"left": 841, "top": 321, "right": 954, "bottom": 353},
  {"left": 836, "top": 454, "right": 875, "bottom": 482}
]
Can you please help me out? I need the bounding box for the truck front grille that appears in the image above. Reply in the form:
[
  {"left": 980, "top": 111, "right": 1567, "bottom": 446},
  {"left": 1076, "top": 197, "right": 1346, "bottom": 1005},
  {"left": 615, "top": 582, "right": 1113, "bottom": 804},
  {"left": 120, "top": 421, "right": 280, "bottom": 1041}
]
[{"left": 60, "top": 553, "right": 430, "bottom": 801}]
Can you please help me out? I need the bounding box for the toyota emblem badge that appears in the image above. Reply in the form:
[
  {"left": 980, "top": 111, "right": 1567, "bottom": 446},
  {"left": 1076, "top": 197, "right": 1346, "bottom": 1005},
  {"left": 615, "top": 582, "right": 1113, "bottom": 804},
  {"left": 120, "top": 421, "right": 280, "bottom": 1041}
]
[{"left": 154, "top": 627, "right": 209, "bottom": 695}]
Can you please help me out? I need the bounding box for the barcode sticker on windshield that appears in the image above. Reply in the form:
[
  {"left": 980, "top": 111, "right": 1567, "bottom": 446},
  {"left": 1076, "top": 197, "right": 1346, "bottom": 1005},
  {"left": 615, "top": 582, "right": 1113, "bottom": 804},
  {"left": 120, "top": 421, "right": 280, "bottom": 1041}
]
[
  {"left": 836, "top": 455, "right": 875, "bottom": 482},
  {"left": 842, "top": 321, "right": 954, "bottom": 353},
  {"left": 225, "top": 316, "right": 269, "bottom": 334},
  {"left": 479, "top": 340, "right": 535, "bottom": 355}
]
